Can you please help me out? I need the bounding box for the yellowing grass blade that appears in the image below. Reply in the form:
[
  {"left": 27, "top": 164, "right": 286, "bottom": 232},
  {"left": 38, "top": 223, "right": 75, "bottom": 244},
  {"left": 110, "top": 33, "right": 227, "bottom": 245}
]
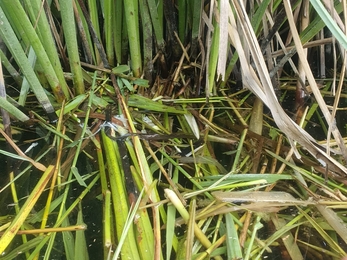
[{"left": 0, "top": 165, "right": 55, "bottom": 254}]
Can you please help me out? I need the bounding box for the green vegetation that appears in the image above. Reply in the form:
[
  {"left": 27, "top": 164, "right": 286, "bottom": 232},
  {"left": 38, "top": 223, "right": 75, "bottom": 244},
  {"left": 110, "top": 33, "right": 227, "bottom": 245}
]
[{"left": 0, "top": 0, "right": 347, "bottom": 259}]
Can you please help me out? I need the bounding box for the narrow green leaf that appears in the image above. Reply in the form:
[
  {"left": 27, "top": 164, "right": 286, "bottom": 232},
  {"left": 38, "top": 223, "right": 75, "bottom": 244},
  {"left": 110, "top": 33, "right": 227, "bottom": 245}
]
[
  {"left": 75, "top": 203, "right": 89, "bottom": 260},
  {"left": 113, "top": 0, "right": 123, "bottom": 63},
  {"left": 121, "top": 78, "right": 134, "bottom": 92},
  {"left": 132, "top": 78, "right": 149, "bottom": 87},
  {"left": 299, "top": 2, "right": 342, "bottom": 45},
  {"left": 104, "top": 190, "right": 112, "bottom": 249},
  {"left": 191, "top": 0, "right": 202, "bottom": 56},
  {"left": 71, "top": 166, "right": 87, "bottom": 187},
  {"left": 56, "top": 94, "right": 87, "bottom": 116},
  {"left": 0, "top": 236, "right": 45, "bottom": 260},
  {"left": 0, "top": 165, "right": 55, "bottom": 254},
  {"left": 0, "top": 5, "right": 56, "bottom": 118},
  {"left": 28, "top": 194, "right": 65, "bottom": 224},
  {"left": 18, "top": 47, "right": 36, "bottom": 106},
  {"left": 91, "top": 95, "right": 109, "bottom": 109},
  {"left": 178, "top": 0, "right": 186, "bottom": 42},
  {"left": 104, "top": 0, "right": 115, "bottom": 65},
  {"left": 112, "top": 65, "right": 130, "bottom": 74},
  {"left": 0, "top": 97, "right": 29, "bottom": 122},
  {"left": 102, "top": 130, "right": 141, "bottom": 259},
  {"left": 26, "top": 175, "right": 100, "bottom": 260},
  {"left": 207, "top": 19, "right": 220, "bottom": 95},
  {"left": 225, "top": 213, "right": 243, "bottom": 259},
  {"left": 123, "top": 0, "right": 142, "bottom": 76},
  {"left": 166, "top": 204, "right": 176, "bottom": 259},
  {"left": 26, "top": 0, "right": 71, "bottom": 100},
  {"left": 310, "top": 0, "right": 347, "bottom": 51},
  {"left": 146, "top": 0, "right": 164, "bottom": 50},
  {"left": 0, "top": 149, "right": 32, "bottom": 161},
  {"left": 60, "top": 0, "right": 85, "bottom": 95},
  {"left": 128, "top": 94, "right": 187, "bottom": 114},
  {"left": 62, "top": 214, "right": 75, "bottom": 260},
  {"left": 1, "top": 0, "right": 68, "bottom": 102}
]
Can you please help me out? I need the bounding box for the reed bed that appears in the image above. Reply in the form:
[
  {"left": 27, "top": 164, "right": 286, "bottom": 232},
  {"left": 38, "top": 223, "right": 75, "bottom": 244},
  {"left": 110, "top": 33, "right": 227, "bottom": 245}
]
[{"left": 0, "top": 0, "right": 347, "bottom": 259}]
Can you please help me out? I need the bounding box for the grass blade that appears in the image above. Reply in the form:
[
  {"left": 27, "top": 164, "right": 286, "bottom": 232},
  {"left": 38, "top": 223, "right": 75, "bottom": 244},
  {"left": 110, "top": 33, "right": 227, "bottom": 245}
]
[
  {"left": 102, "top": 130, "right": 141, "bottom": 259},
  {"left": 0, "top": 165, "right": 55, "bottom": 254},
  {"left": 1, "top": 0, "right": 68, "bottom": 102},
  {"left": 74, "top": 203, "right": 89, "bottom": 260},
  {"left": 310, "top": 0, "right": 347, "bottom": 51},
  {"left": 0, "top": 4, "right": 57, "bottom": 120},
  {"left": 123, "top": 0, "right": 142, "bottom": 76},
  {"left": 60, "top": 0, "right": 84, "bottom": 95}
]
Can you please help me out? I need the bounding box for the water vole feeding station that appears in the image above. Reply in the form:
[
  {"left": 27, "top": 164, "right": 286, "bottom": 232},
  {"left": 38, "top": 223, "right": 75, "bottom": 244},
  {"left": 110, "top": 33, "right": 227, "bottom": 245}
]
[{"left": 1, "top": 0, "right": 347, "bottom": 259}]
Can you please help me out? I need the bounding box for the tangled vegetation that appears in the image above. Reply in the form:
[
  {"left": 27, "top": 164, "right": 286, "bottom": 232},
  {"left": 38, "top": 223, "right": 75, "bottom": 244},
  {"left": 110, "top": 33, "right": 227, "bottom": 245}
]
[{"left": 0, "top": 0, "right": 347, "bottom": 259}]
